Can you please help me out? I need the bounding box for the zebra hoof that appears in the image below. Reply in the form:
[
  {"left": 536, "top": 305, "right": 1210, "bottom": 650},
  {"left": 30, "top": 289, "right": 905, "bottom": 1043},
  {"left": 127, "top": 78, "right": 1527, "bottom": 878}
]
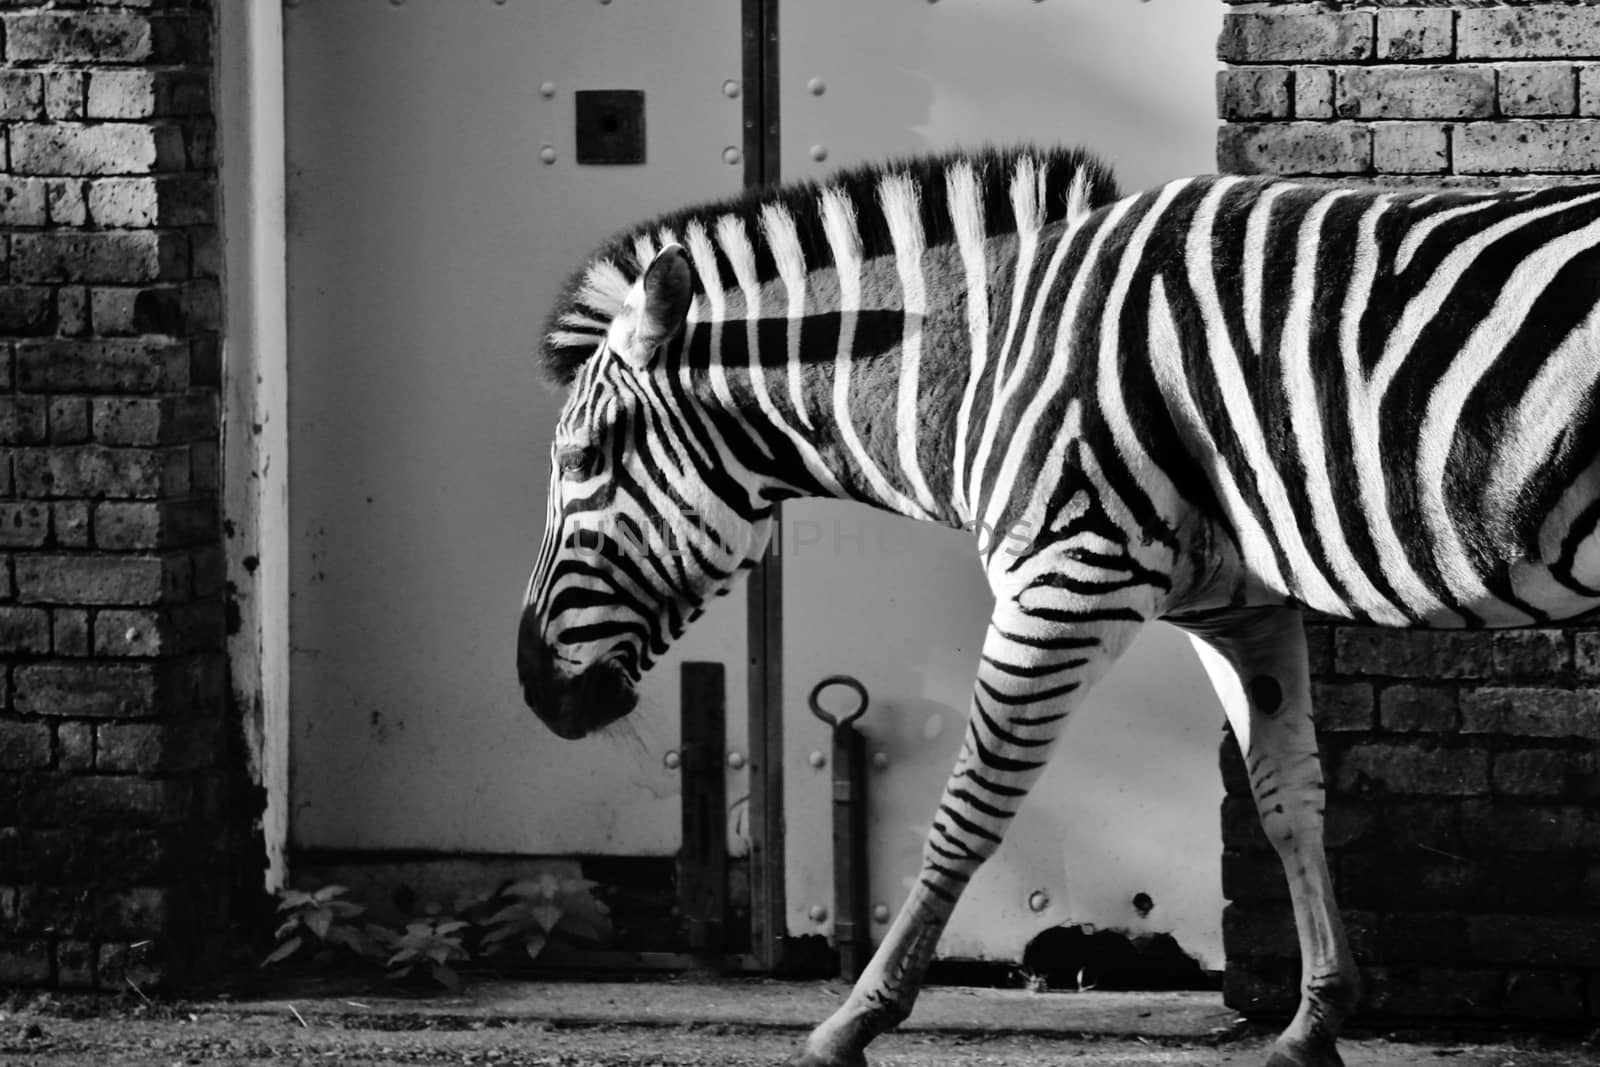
[
  {"left": 782, "top": 1046, "right": 868, "bottom": 1067},
  {"left": 1264, "top": 1035, "right": 1344, "bottom": 1067}
]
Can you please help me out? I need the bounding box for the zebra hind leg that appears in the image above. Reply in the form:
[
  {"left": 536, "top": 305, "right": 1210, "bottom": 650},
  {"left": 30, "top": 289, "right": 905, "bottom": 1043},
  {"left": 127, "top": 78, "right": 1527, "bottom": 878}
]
[
  {"left": 786, "top": 607, "right": 1148, "bottom": 1067},
  {"left": 1183, "top": 607, "right": 1359, "bottom": 1067}
]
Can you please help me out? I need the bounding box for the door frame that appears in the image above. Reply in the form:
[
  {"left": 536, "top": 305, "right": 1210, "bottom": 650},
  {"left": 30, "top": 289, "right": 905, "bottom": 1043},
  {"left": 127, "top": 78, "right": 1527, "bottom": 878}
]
[
  {"left": 219, "top": 0, "right": 791, "bottom": 962},
  {"left": 219, "top": 0, "right": 291, "bottom": 892}
]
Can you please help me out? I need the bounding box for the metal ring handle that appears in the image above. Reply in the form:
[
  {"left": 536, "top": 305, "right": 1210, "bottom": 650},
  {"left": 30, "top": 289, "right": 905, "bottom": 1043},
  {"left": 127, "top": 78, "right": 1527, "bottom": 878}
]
[{"left": 808, "top": 674, "right": 869, "bottom": 729}]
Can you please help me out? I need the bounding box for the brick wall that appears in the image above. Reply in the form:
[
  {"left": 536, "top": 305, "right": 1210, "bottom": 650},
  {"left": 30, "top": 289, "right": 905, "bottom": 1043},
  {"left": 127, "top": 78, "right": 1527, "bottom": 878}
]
[
  {"left": 1218, "top": 2, "right": 1600, "bottom": 1022},
  {"left": 0, "top": 0, "right": 243, "bottom": 990}
]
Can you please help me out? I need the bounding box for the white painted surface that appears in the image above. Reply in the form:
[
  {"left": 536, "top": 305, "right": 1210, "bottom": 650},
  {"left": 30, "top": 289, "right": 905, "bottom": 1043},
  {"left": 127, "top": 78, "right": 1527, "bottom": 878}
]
[
  {"left": 283, "top": 0, "right": 748, "bottom": 855},
  {"left": 219, "top": 0, "right": 290, "bottom": 889},
  {"left": 778, "top": 0, "right": 1229, "bottom": 968}
]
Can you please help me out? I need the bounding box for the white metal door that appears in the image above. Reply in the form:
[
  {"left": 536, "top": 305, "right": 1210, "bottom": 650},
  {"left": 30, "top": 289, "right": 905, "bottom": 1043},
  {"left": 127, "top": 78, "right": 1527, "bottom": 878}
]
[
  {"left": 284, "top": 0, "right": 748, "bottom": 858},
  {"left": 777, "top": 0, "right": 1230, "bottom": 969}
]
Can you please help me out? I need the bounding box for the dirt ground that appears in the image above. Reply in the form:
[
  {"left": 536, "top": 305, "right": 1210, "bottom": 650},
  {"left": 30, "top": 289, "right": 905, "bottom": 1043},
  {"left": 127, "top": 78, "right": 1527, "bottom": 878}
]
[{"left": 1, "top": 982, "right": 1597, "bottom": 1067}]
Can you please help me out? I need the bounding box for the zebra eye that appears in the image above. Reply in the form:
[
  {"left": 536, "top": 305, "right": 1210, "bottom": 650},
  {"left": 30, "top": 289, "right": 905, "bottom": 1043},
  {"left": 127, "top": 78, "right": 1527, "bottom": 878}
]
[{"left": 557, "top": 446, "right": 599, "bottom": 479}]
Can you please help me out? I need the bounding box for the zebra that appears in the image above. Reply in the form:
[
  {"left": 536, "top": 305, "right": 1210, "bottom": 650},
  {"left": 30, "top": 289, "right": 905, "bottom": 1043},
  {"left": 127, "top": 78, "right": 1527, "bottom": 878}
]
[{"left": 517, "top": 144, "right": 1600, "bottom": 1067}]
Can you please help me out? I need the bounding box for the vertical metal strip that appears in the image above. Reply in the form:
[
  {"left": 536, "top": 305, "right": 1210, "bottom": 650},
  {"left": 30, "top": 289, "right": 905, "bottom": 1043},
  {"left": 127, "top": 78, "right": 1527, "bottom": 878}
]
[{"left": 742, "top": 0, "right": 786, "bottom": 973}]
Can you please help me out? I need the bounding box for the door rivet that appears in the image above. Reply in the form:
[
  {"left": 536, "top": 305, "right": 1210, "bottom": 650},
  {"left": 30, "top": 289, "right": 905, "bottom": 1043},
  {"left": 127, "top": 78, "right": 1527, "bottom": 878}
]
[
  {"left": 807, "top": 77, "right": 827, "bottom": 96},
  {"left": 871, "top": 751, "right": 889, "bottom": 770},
  {"left": 539, "top": 144, "right": 557, "bottom": 164},
  {"left": 809, "top": 905, "right": 828, "bottom": 922},
  {"left": 808, "top": 750, "right": 826, "bottom": 769},
  {"left": 810, "top": 144, "right": 828, "bottom": 163},
  {"left": 722, "top": 79, "right": 741, "bottom": 99},
  {"left": 539, "top": 82, "right": 557, "bottom": 99},
  {"left": 663, "top": 750, "right": 681, "bottom": 771},
  {"left": 723, "top": 146, "right": 742, "bottom": 166},
  {"left": 1027, "top": 890, "right": 1050, "bottom": 913},
  {"left": 726, "top": 751, "right": 746, "bottom": 770},
  {"left": 872, "top": 904, "right": 890, "bottom": 923}
]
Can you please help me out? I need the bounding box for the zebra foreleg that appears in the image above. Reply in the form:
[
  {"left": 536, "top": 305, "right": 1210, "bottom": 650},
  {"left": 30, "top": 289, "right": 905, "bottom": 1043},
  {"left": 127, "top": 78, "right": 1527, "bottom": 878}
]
[
  {"left": 1184, "top": 607, "right": 1359, "bottom": 1067},
  {"left": 788, "top": 606, "right": 1147, "bottom": 1067}
]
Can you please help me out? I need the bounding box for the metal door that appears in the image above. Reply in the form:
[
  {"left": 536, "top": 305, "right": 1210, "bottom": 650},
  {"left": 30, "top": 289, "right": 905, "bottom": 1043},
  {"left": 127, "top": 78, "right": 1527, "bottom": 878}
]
[
  {"left": 777, "top": 0, "right": 1229, "bottom": 968},
  {"left": 283, "top": 0, "right": 748, "bottom": 860}
]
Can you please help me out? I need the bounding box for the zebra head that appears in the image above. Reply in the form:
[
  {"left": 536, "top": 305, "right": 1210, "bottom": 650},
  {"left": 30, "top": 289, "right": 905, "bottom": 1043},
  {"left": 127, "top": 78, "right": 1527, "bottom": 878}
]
[{"left": 519, "top": 243, "right": 772, "bottom": 739}]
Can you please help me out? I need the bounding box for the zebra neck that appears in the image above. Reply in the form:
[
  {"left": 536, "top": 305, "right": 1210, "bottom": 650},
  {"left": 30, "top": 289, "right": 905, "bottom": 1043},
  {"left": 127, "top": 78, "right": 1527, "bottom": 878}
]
[{"left": 680, "top": 242, "right": 988, "bottom": 526}]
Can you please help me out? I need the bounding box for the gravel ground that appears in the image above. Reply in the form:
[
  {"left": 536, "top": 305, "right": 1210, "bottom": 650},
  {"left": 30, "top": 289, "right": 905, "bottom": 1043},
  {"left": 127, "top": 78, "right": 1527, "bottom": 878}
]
[{"left": 1, "top": 984, "right": 1596, "bottom": 1067}]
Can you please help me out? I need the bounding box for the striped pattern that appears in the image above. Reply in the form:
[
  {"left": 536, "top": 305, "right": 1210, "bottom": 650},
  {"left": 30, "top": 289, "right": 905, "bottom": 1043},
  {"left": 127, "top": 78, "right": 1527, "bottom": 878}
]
[{"left": 523, "top": 147, "right": 1600, "bottom": 1066}]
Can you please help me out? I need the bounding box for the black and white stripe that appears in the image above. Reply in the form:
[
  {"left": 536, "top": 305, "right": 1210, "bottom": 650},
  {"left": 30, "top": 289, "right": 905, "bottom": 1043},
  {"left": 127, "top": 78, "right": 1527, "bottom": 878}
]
[{"left": 524, "top": 147, "right": 1600, "bottom": 1067}]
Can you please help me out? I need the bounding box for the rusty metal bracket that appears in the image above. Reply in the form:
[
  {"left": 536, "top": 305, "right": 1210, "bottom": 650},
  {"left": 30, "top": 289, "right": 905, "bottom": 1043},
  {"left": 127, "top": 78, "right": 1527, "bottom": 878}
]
[{"left": 808, "top": 674, "right": 871, "bottom": 980}]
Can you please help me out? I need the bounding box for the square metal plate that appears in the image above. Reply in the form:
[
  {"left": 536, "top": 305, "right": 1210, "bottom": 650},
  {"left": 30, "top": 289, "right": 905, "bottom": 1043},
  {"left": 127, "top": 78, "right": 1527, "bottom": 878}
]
[{"left": 575, "top": 89, "right": 646, "bottom": 165}]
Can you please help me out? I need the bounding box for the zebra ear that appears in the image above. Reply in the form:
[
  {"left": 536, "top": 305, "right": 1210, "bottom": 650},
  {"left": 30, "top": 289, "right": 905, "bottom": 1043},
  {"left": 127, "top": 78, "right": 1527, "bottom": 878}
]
[{"left": 610, "top": 244, "right": 693, "bottom": 371}]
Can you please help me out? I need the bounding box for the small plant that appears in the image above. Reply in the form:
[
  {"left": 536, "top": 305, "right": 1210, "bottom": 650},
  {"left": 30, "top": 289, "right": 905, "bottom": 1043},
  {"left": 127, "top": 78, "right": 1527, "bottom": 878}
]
[
  {"left": 385, "top": 916, "right": 471, "bottom": 991},
  {"left": 264, "top": 885, "right": 388, "bottom": 967},
  {"left": 475, "top": 873, "right": 606, "bottom": 963}
]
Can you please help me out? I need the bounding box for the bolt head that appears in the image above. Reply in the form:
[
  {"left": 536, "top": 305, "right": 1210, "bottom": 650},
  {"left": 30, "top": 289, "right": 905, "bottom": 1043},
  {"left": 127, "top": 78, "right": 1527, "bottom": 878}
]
[
  {"left": 1027, "top": 890, "right": 1050, "bottom": 913},
  {"left": 808, "top": 751, "right": 826, "bottom": 769}
]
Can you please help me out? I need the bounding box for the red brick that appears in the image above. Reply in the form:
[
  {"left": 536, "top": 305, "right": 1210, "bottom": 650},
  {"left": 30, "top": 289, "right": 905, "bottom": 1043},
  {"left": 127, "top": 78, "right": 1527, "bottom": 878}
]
[
  {"left": 3, "top": 13, "right": 156, "bottom": 63},
  {"left": 0, "top": 502, "right": 49, "bottom": 547},
  {"left": 0, "top": 941, "right": 51, "bottom": 985},
  {"left": 43, "top": 72, "right": 84, "bottom": 121},
  {"left": 97, "top": 720, "right": 216, "bottom": 772},
  {"left": 1377, "top": 8, "right": 1454, "bottom": 62},
  {"left": 51, "top": 500, "right": 90, "bottom": 548},
  {"left": 1294, "top": 67, "right": 1335, "bottom": 119},
  {"left": 1501, "top": 64, "right": 1577, "bottom": 118},
  {"left": 15, "top": 554, "right": 186, "bottom": 605},
  {"left": 14, "top": 444, "right": 189, "bottom": 499},
  {"left": 1313, "top": 680, "right": 1372, "bottom": 730},
  {"left": 0, "top": 178, "right": 48, "bottom": 227},
  {"left": 0, "top": 396, "right": 48, "bottom": 445},
  {"left": 57, "top": 721, "right": 93, "bottom": 768},
  {"left": 1492, "top": 629, "right": 1570, "bottom": 678},
  {"left": 1217, "top": 68, "right": 1291, "bottom": 121},
  {"left": 47, "top": 397, "right": 89, "bottom": 444},
  {"left": 0, "top": 71, "right": 43, "bottom": 120},
  {"left": 93, "top": 394, "right": 214, "bottom": 445},
  {"left": 1373, "top": 123, "right": 1449, "bottom": 175},
  {"left": 1220, "top": 11, "right": 1374, "bottom": 63},
  {"left": 1575, "top": 629, "right": 1600, "bottom": 677},
  {"left": 1492, "top": 749, "right": 1594, "bottom": 798},
  {"left": 10, "top": 231, "right": 187, "bottom": 284},
  {"left": 88, "top": 69, "right": 210, "bottom": 120},
  {"left": 94, "top": 499, "right": 216, "bottom": 550},
  {"left": 53, "top": 609, "right": 89, "bottom": 657},
  {"left": 1468, "top": 914, "right": 1600, "bottom": 966},
  {"left": 1457, "top": 120, "right": 1600, "bottom": 174},
  {"left": 1461, "top": 687, "right": 1600, "bottom": 739},
  {"left": 1503, "top": 969, "right": 1586, "bottom": 1020},
  {"left": 21, "top": 775, "right": 190, "bottom": 826},
  {"left": 1458, "top": 7, "right": 1600, "bottom": 60},
  {"left": 15, "top": 338, "right": 188, "bottom": 391},
  {"left": 44, "top": 178, "right": 87, "bottom": 228},
  {"left": 1218, "top": 122, "right": 1372, "bottom": 176},
  {"left": 0, "top": 604, "right": 50, "bottom": 654},
  {"left": 56, "top": 285, "right": 89, "bottom": 338},
  {"left": 1335, "top": 742, "right": 1489, "bottom": 796},
  {"left": 1335, "top": 628, "right": 1494, "bottom": 679},
  {"left": 0, "top": 286, "right": 52, "bottom": 335},
  {"left": 1378, "top": 684, "right": 1457, "bottom": 732},
  {"left": 0, "top": 721, "right": 51, "bottom": 769},
  {"left": 9, "top": 123, "right": 186, "bottom": 177},
  {"left": 1337, "top": 66, "right": 1494, "bottom": 120},
  {"left": 1463, "top": 800, "right": 1600, "bottom": 852},
  {"left": 55, "top": 939, "right": 94, "bottom": 989},
  {"left": 95, "top": 602, "right": 222, "bottom": 657}
]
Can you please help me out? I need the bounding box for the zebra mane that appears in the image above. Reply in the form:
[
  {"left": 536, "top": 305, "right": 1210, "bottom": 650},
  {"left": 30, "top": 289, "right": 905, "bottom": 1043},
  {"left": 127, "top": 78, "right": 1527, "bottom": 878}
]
[{"left": 537, "top": 143, "right": 1121, "bottom": 387}]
